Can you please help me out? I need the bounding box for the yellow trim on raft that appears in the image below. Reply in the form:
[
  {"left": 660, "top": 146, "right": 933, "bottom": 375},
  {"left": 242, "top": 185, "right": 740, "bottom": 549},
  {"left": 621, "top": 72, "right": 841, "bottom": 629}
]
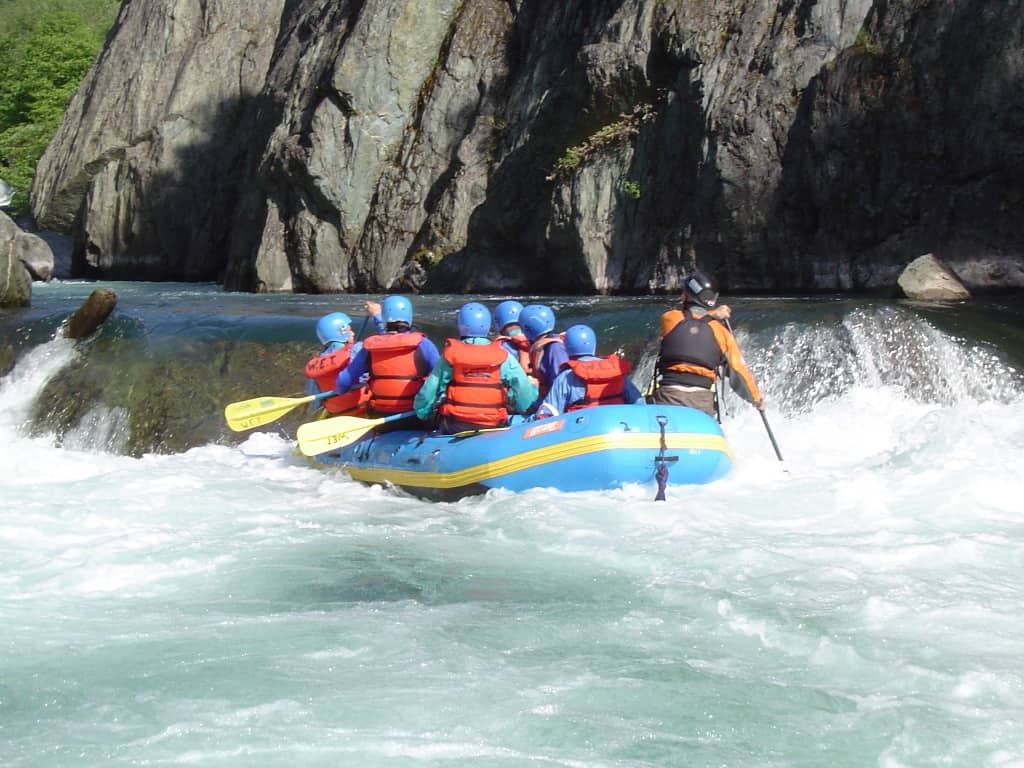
[{"left": 342, "top": 431, "right": 733, "bottom": 489}]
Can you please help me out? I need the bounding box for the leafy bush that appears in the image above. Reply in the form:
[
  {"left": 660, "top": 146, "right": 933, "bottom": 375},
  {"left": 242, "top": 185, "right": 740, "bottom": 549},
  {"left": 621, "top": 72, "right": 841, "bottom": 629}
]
[
  {"left": 0, "top": 1, "right": 120, "bottom": 214},
  {"left": 548, "top": 104, "right": 656, "bottom": 181},
  {"left": 621, "top": 180, "right": 641, "bottom": 200}
]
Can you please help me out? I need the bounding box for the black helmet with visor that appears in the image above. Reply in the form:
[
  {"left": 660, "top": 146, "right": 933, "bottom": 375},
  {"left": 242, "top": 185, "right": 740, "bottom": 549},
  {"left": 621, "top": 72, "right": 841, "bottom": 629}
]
[{"left": 682, "top": 270, "right": 719, "bottom": 309}]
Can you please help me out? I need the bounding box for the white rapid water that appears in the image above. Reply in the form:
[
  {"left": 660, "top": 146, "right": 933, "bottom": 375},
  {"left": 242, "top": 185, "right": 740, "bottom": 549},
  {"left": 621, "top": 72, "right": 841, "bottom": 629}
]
[{"left": 2, "top": 308, "right": 1023, "bottom": 767}]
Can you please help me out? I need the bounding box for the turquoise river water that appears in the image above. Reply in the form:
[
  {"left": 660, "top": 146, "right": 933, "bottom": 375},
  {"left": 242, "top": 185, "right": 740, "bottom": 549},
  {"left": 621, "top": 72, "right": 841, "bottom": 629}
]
[{"left": 1, "top": 282, "right": 1023, "bottom": 767}]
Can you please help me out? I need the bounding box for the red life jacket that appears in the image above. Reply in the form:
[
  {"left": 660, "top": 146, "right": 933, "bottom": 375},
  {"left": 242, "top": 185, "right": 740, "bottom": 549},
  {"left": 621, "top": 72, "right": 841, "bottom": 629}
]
[
  {"left": 566, "top": 355, "right": 633, "bottom": 411},
  {"left": 439, "top": 339, "right": 509, "bottom": 427},
  {"left": 362, "top": 331, "right": 429, "bottom": 414},
  {"left": 303, "top": 342, "right": 367, "bottom": 414},
  {"left": 496, "top": 333, "right": 531, "bottom": 374}
]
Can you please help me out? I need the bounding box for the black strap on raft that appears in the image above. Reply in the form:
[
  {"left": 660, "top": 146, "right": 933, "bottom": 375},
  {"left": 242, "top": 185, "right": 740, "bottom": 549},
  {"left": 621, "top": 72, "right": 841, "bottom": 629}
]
[{"left": 654, "top": 415, "right": 669, "bottom": 501}]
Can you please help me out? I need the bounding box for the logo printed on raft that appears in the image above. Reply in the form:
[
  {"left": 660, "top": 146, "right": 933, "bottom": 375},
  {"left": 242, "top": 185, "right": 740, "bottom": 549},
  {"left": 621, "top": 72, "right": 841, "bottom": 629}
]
[{"left": 523, "top": 419, "right": 565, "bottom": 439}]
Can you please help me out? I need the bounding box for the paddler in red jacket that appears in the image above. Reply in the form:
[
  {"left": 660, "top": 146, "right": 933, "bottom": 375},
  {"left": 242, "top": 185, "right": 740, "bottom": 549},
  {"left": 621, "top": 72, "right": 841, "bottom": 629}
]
[
  {"left": 304, "top": 302, "right": 389, "bottom": 415},
  {"left": 303, "top": 312, "right": 367, "bottom": 415}
]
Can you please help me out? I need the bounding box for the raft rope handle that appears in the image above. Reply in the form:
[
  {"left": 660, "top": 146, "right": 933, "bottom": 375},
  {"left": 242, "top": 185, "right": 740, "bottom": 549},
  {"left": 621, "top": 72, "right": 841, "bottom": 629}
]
[{"left": 654, "top": 415, "right": 669, "bottom": 501}]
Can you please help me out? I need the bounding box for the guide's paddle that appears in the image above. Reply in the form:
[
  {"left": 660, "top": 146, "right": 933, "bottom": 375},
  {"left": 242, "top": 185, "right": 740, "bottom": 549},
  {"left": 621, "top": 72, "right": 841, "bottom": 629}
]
[
  {"left": 224, "top": 390, "right": 336, "bottom": 432},
  {"left": 759, "top": 410, "right": 784, "bottom": 461},
  {"left": 724, "top": 318, "right": 783, "bottom": 461},
  {"left": 297, "top": 410, "right": 416, "bottom": 457}
]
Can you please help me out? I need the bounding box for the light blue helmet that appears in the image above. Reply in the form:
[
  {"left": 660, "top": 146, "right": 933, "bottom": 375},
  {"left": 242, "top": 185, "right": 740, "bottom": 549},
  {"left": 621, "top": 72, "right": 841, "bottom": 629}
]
[
  {"left": 494, "top": 300, "right": 524, "bottom": 333},
  {"left": 457, "top": 302, "right": 491, "bottom": 338},
  {"left": 520, "top": 304, "right": 555, "bottom": 342},
  {"left": 564, "top": 324, "right": 597, "bottom": 357},
  {"left": 382, "top": 295, "right": 413, "bottom": 325},
  {"left": 316, "top": 312, "right": 353, "bottom": 345}
]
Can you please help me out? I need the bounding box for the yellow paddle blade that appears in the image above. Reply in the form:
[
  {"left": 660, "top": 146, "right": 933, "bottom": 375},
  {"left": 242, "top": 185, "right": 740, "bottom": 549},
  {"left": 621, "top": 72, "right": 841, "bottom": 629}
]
[
  {"left": 224, "top": 394, "right": 316, "bottom": 432},
  {"left": 296, "top": 414, "right": 387, "bottom": 456}
]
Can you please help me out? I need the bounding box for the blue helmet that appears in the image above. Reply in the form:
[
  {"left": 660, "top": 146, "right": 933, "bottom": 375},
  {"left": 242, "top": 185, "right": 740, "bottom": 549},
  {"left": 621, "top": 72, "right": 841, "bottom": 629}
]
[
  {"left": 564, "top": 324, "right": 596, "bottom": 357},
  {"left": 494, "top": 300, "right": 524, "bottom": 333},
  {"left": 316, "top": 312, "right": 353, "bottom": 345},
  {"left": 520, "top": 304, "right": 555, "bottom": 342},
  {"left": 457, "top": 302, "right": 491, "bottom": 338},
  {"left": 382, "top": 295, "right": 413, "bottom": 325}
]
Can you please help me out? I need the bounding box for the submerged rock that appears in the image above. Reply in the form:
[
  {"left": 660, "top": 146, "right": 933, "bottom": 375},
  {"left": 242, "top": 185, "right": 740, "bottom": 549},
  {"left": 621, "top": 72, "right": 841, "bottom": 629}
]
[
  {"left": 0, "top": 344, "right": 14, "bottom": 377},
  {"left": 31, "top": 336, "right": 312, "bottom": 456},
  {"left": 897, "top": 254, "right": 971, "bottom": 301}
]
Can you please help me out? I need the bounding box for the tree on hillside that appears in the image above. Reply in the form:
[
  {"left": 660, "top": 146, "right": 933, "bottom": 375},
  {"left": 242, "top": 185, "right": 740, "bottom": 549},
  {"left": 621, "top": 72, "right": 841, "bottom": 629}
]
[{"left": 0, "top": 4, "right": 117, "bottom": 215}]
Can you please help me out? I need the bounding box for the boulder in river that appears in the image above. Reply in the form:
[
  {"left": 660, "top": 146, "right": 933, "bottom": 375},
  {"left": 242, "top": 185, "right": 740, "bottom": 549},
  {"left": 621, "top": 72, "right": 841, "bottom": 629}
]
[
  {"left": 897, "top": 254, "right": 971, "bottom": 301},
  {"left": 1, "top": 211, "right": 33, "bottom": 307}
]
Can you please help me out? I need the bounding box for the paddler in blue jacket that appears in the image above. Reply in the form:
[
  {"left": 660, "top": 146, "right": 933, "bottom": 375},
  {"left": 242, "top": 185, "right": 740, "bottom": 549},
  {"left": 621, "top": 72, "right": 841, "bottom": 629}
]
[
  {"left": 414, "top": 302, "right": 537, "bottom": 434},
  {"left": 334, "top": 295, "right": 439, "bottom": 424},
  {"left": 534, "top": 324, "right": 643, "bottom": 418},
  {"left": 493, "top": 300, "right": 531, "bottom": 372},
  {"left": 519, "top": 304, "right": 569, "bottom": 409}
]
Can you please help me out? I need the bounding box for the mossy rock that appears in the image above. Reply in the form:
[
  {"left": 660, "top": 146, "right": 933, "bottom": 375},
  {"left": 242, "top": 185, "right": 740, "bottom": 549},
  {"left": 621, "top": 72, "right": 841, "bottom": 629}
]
[
  {"left": 0, "top": 345, "right": 15, "bottom": 377},
  {"left": 32, "top": 332, "right": 314, "bottom": 456}
]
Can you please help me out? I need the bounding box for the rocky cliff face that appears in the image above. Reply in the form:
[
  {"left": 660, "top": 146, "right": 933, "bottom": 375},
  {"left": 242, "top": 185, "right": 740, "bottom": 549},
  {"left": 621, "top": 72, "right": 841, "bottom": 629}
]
[
  {"left": 31, "top": 0, "right": 1024, "bottom": 294},
  {"left": 31, "top": 0, "right": 286, "bottom": 280}
]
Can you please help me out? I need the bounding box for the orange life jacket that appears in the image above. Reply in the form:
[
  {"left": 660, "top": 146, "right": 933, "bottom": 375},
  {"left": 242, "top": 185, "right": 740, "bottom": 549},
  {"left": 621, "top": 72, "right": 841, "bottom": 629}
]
[
  {"left": 362, "top": 331, "right": 429, "bottom": 414},
  {"left": 566, "top": 355, "right": 633, "bottom": 411},
  {"left": 303, "top": 343, "right": 367, "bottom": 414},
  {"left": 438, "top": 339, "right": 509, "bottom": 427},
  {"left": 496, "top": 333, "right": 531, "bottom": 374}
]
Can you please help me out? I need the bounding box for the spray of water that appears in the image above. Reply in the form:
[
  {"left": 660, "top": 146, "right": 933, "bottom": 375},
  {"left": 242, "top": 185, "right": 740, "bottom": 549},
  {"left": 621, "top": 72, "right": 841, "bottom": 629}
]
[
  {"left": 0, "top": 337, "right": 78, "bottom": 433},
  {"left": 744, "top": 306, "right": 1022, "bottom": 414}
]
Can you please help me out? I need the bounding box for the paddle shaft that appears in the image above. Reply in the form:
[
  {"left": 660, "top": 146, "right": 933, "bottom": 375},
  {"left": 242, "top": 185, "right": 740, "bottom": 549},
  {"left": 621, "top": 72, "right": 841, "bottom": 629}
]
[
  {"left": 355, "top": 314, "right": 370, "bottom": 341},
  {"left": 760, "top": 410, "right": 784, "bottom": 461},
  {"left": 724, "top": 318, "right": 783, "bottom": 462}
]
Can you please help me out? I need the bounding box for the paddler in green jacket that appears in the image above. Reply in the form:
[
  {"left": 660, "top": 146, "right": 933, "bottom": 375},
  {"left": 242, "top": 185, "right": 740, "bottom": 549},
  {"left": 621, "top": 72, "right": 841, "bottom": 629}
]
[{"left": 414, "top": 302, "right": 537, "bottom": 434}]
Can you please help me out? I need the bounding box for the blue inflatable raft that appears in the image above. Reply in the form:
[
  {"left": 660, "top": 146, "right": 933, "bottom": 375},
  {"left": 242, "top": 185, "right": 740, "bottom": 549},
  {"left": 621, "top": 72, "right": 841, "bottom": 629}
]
[{"left": 312, "top": 404, "right": 732, "bottom": 499}]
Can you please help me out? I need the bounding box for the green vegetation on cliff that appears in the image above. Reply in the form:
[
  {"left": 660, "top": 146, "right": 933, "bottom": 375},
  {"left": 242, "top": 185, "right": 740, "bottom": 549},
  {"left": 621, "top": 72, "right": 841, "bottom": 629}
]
[
  {"left": 548, "top": 104, "right": 656, "bottom": 180},
  {"left": 0, "top": 0, "right": 121, "bottom": 214}
]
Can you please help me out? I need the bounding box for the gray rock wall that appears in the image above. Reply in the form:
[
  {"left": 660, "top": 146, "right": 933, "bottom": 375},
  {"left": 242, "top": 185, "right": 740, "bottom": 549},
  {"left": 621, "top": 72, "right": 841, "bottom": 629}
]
[
  {"left": 772, "top": 0, "right": 1024, "bottom": 292},
  {"left": 31, "top": 0, "right": 286, "bottom": 280},
  {"left": 31, "top": 0, "right": 1024, "bottom": 293}
]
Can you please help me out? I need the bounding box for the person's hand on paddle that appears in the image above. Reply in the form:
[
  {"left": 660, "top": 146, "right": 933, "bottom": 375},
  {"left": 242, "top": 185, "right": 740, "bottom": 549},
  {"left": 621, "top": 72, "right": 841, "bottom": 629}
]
[
  {"left": 710, "top": 304, "right": 731, "bottom": 320},
  {"left": 755, "top": 397, "right": 767, "bottom": 412},
  {"left": 364, "top": 300, "right": 381, "bottom": 317}
]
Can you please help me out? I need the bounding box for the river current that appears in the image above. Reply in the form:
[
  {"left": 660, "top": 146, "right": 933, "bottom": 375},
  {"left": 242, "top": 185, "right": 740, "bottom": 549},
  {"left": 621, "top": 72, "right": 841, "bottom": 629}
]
[{"left": 1, "top": 282, "right": 1023, "bottom": 767}]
